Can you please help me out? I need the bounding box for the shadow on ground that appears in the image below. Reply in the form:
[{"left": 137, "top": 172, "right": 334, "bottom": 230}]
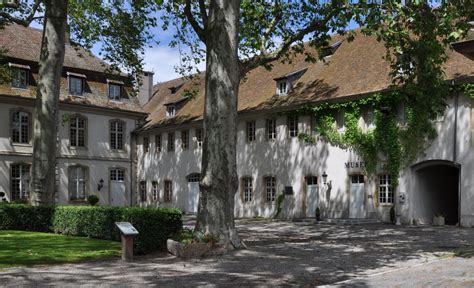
[{"left": 0, "top": 220, "right": 473, "bottom": 286}]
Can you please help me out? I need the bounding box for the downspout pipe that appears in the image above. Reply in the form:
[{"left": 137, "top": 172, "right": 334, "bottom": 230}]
[{"left": 453, "top": 80, "right": 459, "bottom": 163}]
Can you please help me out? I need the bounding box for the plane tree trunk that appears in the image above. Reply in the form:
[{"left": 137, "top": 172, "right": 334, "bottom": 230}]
[
  {"left": 195, "top": 0, "right": 244, "bottom": 249},
  {"left": 31, "top": 0, "right": 67, "bottom": 205}
]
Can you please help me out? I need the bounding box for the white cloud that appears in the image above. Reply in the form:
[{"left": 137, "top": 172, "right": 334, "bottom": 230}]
[{"left": 143, "top": 45, "right": 205, "bottom": 84}]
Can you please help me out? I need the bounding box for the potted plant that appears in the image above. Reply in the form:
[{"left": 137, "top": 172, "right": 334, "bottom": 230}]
[
  {"left": 433, "top": 212, "right": 445, "bottom": 226},
  {"left": 87, "top": 195, "right": 100, "bottom": 206}
]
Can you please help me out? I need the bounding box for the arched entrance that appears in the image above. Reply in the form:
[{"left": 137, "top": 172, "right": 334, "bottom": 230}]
[{"left": 412, "top": 160, "right": 460, "bottom": 225}]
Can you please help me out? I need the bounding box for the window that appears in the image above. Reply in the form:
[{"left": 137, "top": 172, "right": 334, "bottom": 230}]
[
  {"left": 110, "top": 120, "right": 124, "bottom": 150},
  {"left": 69, "top": 76, "right": 84, "bottom": 96},
  {"left": 287, "top": 115, "right": 298, "bottom": 137},
  {"left": 351, "top": 174, "right": 365, "bottom": 184},
  {"left": 364, "top": 109, "right": 375, "bottom": 129},
  {"left": 277, "top": 80, "right": 288, "bottom": 96},
  {"left": 155, "top": 134, "right": 162, "bottom": 152},
  {"left": 11, "top": 68, "right": 28, "bottom": 89},
  {"left": 336, "top": 110, "right": 345, "bottom": 131},
  {"left": 187, "top": 173, "right": 201, "bottom": 182},
  {"left": 152, "top": 181, "right": 158, "bottom": 201},
  {"left": 70, "top": 115, "right": 86, "bottom": 148},
  {"left": 379, "top": 174, "right": 393, "bottom": 204},
  {"left": 143, "top": 137, "right": 149, "bottom": 153},
  {"left": 266, "top": 118, "right": 277, "bottom": 141},
  {"left": 167, "top": 132, "right": 175, "bottom": 151},
  {"left": 10, "top": 163, "right": 30, "bottom": 201},
  {"left": 166, "top": 105, "right": 176, "bottom": 117},
  {"left": 242, "top": 177, "right": 253, "bottom": 203},
  {"left": 69, "top": 166, "right": 86, "bottom": 200},
  {"left": 181, "top": 130, "right": 189, "bottom": 150},
  {"left": 164, "top": 180, "right": 172, "bottom": 202},
  {"left": 306, "top": 176, "right": 318, "bottom": 186},
  {"left": 139, "top": 181, "right": 147, "bottom": 202},
  {"left": 195, "top": 129, "right": 203, "bottom": 148},
  {"left": 397, "top": 103, "right": 407, "bottom": 126},
  {"left": 108, "top": 83, "right": 122, "bottom": 101},
  {"left": 110, "top": 168, "right": 125, "bottom": 181},
  {"left": 264, "top": 176, "right": 276, "bottom": 202},
  {"left": 11, "top": 111, "right": 29, "bottom": 144},
  {"left": 246, "top": 121, "right": 256, "bottom": 142}
]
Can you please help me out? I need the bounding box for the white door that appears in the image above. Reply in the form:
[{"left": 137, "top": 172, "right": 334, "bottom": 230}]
[
  {"left": 187, "top": 182, "right": 199, "bottom": 213},
  {"left": 349, "top": 174, "right": 365, "bottom": 218},
  {"left": 187, "top": 173, "right": 200, "bottom": 213},
  {"left": 305, "top": 176, "right": 318, "bottom": 218},
  {"left": 110, "top": 168, "right": 126, "bottom": 207}
]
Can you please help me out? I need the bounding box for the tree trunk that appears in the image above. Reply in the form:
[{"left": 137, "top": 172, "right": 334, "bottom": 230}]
[
  {"left": 195, "top": 0, "right": 243, "bottom": 248},
  {"left": 31, "top": 0, "right": 67, "bottom": 205}
]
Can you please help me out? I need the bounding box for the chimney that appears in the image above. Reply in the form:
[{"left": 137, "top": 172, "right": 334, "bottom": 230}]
[{"left": 138, "top": 71, "right": 154, "bottom": 107}]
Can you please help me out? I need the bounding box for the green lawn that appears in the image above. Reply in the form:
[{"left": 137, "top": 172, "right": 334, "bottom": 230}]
[{"left": 0, "top": 231, "right": 121, "bottom": 269}]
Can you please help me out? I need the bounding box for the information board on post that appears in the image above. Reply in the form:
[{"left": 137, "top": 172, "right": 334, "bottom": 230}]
[{"left": 115, "top": 222, "right": 139, "bottom": 236}]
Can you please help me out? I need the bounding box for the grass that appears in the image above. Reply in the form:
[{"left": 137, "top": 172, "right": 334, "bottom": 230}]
[{"left": 0, "top": 230, "right": 121, "bottom": 269}]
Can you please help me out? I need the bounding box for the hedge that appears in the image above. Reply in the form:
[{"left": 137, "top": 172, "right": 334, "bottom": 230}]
[{"left": 0, "top": 204, "right": 182, "bottom": 255}]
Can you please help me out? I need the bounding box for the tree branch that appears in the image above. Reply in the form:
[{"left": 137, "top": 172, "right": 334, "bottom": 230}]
[
  {"left": 260, "top": 1, "right": 283, "bottom": 55},
  {"left": 240, "top": 14, "right": 332, "bottom": 76},
  {"left": 198, "top": 0, "right": 208, "bottom": 27},
  {"left": 184, "top": 0, "right": 206, "bottom": 43},
  {"left": 0, "top": 0, "right": 41, "bottom": 26}
]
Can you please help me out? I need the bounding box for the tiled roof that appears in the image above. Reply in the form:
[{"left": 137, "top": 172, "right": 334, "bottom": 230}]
[
  {"left": 0, "top": 24, "right": 108, "bottom": 72},
  {"left": 0, "top": 24, "right": 145, "bottom": 115},
  {"left": 143, "top": 30, "right": 474, "bottom": 130}
]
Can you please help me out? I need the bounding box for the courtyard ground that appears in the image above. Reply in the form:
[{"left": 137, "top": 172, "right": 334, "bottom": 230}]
[{"left": 0, "top": 219, "right": 473, "bottom": 286}]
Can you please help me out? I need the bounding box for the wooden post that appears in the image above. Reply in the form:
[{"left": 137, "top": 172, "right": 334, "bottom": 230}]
[{"left": 121, "top": 234, "right": 134, "bottom": 262}]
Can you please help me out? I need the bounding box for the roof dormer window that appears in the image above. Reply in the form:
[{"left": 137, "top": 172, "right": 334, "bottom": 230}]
[
  {"left": 166, "top": 105, "right": 176, "bottom": 117},
  {"left": 277, "top": 80, "right": 288, "bottom": 96},
  {"left": 9, "top": 63, "right": 30, "bottom": 89},
  {"left": 67, "top": 72, "right": 86, "bottom": 97},
  {"left": 107, "top": 79, "right": 124, "bottom": 101}
]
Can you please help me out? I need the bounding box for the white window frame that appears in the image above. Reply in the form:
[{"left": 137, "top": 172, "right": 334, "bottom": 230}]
[
  {"left": 70, "top": 115, "right": 86, "bottom": 148},
  {"left": 265, "top": 176, "right": 276, "bottom": 202},
  {"left": 11, "top": 68, "right": 28, "bottom": 89},
  {"left": 166, "top": 105, "right": 176, "bottom": 117},
  {"left": 181, "top": 130, "right": 189, "bottom": 150},
  {"left": 167, "top": 132, "right": 175, "bottom": 152},
  {"left": 110, "top": 120, "right": 124, "bottom": 150},
  {"left": 110, "top": 168, "right": 125, "bottom": 182},
  {"left": 108, "top": 83, "right": 123, "bottom": 101},
  {"left": 242, "top": 177, "right": 253, "bottom": 203},
  {"left": 266, "top": 118, "right": 277, "bottom": 141},
  {"left": 195, "top": 129, "right": 203, "bottom": 148},
  {"left": 364, "top": 109, "right": 375, "bottom": 129},
  {"left": 10, "top": 163, "right": 30, "bottom": 201},
  {"left": 11, "top": 110, "right": 29, "bottom": 144},
  {"left": 277, "top": 80, "right": 288, "bottom": 96},
  {"left": 378, "top": 174, "right": 393, "bottom": 204},
  {"left": 68, "top": 76, "right": 84, "bottom": 96},
  {"left": 288, "top": 115, "right": 298, "bottom": 138},
  {"left": 246, "top": 121, "right": 256, "bottom": 142},
  {"left": 69, "top": 166, "right": 87, "bottom": 200},
  {"left": 164, "top": 180, "right": 172, "bottom": 203},
  {"left": 152, "top": 181, "right": 158, "bottom": 201}
]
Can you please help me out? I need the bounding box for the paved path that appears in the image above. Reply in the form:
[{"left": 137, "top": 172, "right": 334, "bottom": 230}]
[{"left": 0, "top": 220, "right": 473, "bottom": 287}]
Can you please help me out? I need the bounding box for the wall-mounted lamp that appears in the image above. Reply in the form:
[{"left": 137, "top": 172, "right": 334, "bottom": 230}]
[
  {"left": 322, "top": 171, "right": 332, "bottom": 189},
  {"left": 98, "top": 179, "right": 104, "bottom": 191}
]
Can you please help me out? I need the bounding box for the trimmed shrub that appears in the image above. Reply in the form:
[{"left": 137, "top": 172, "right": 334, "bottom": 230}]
[
  {"left": 0, "top": 204, "right": 183, "bottom": 255},
  {"left": 52, "top": 206, "right": 182, "bottom": 254},
  {"left": 87, "top": 195, "right": 99, "bottom": 206},
  {"left": 0, "top": 203, "right": 54, "bottom": 232}
]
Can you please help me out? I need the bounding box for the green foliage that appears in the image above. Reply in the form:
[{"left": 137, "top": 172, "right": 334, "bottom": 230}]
[
  {"left": 0, "top": 204, "right": 182, "bottom": 255},
  {"left": 274, "top": 193, "right": 285, "bottom": 219},
  {"left": 87, "top": 195, "right": 99, "bottom": 206},
  {"left": 53, "top": 206, "right": 182, "bottom": 255},
  {"left": 0, "top": 203, "right": 54, "bottom": 232},
  {"left": 0, "top": 230, "right": 120, "bottom": 269}
]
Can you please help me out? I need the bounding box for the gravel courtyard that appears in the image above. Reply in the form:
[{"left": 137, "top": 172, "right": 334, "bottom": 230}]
[{"left": 0, "top": 219, "right": 473, "bottom": 287}]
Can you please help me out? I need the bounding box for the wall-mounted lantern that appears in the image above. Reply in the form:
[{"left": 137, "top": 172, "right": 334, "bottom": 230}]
[
  {"left": 98, "top": 179, "right": 104, "bottom": 191},
  {"left": 322, "top": 171, "right": 332, "bottom": 189}
]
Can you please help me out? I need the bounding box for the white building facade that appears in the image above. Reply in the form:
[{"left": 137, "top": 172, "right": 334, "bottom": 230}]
[
  {"left": 0, "top": 24, "right": 149, "bottom": 206},
  {"left": 136, "top": 32, "right": 474, "bottom": 227}
]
